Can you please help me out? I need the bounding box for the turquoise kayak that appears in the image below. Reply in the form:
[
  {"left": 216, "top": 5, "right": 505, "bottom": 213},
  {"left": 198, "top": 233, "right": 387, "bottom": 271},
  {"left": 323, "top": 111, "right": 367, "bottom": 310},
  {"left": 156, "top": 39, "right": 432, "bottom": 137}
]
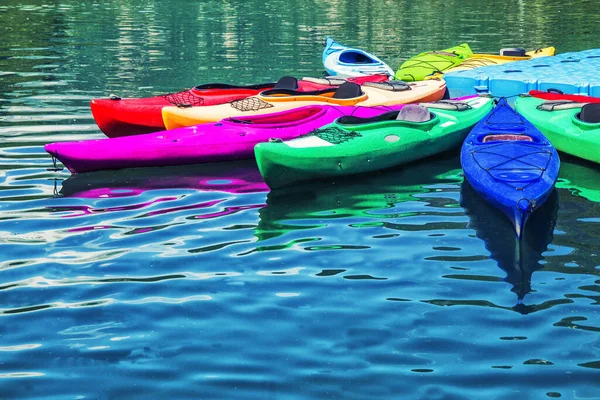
[
  {"left": 322, "top": 37, "right": 394, "bottom": 77},
  {"left": 255, "top": 96, "right": 494, "bottom": 189}
]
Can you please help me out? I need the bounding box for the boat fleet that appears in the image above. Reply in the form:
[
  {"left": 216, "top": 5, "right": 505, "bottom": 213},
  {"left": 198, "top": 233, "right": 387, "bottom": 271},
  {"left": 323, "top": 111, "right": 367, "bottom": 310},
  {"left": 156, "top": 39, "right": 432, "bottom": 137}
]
[{"left": 44, "top": 37, "right": 600, "bottom": 239}]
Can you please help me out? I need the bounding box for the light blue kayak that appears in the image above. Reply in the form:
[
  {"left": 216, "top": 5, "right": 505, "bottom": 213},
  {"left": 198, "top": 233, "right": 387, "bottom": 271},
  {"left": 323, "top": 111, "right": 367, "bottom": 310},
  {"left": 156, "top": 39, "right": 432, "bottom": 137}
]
[{"left": 322, "top": 37, "right": 394, "bottom": 77}]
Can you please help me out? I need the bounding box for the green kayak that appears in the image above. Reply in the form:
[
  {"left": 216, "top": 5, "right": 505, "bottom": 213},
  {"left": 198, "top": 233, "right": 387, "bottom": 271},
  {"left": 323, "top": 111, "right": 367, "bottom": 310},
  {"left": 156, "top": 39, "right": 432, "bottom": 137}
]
[
  {"left": 514, "top": 95, "right": 600, "bottom": 164},
  {"left": 254, "top": 96, "right": 494, "bottom": 189},
  {"left": 395, "top": 43, "right": 472, "bottom": 82}
]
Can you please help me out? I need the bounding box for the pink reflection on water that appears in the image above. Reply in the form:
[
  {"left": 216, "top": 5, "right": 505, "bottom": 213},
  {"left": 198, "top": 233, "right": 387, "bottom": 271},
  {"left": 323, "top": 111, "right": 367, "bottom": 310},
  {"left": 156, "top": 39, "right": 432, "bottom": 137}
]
[
  {"left": 66, "top": 225, "right": 113, "bottom": 233},
  {"left": 59, "top": 162, "right": 269, "bottom": 199},
  {"left": 51, "top": 196, "right": 182, "bottom": 218}
]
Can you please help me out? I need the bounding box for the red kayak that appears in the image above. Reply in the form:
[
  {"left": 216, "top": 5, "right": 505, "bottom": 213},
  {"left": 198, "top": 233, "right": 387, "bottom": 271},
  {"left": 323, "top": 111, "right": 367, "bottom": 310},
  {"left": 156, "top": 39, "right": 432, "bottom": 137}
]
[
  {"left": 529, "top": 89, "right": 600, "bottom": 103},
  {"left": 91, "top": 74, "right": 390, "bottom": 138}
]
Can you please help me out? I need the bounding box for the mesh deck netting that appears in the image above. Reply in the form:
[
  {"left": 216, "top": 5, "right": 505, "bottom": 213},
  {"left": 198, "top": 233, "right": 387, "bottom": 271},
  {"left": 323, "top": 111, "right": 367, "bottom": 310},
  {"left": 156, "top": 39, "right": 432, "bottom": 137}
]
[
  {"left": 300, "top": 126, "right": 362, "bottom": 145},
  {"left": 160, "top": 91, "right": 205, "bottom": 107},
  {"left": 230, "top": 97, "right": 274, "bottom": 112}
]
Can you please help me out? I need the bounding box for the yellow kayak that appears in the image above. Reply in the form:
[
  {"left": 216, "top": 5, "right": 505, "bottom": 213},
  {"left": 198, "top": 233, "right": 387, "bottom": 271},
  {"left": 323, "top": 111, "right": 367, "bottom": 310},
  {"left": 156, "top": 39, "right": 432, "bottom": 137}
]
[
  {"left": 427, "top": 47, "right": 555, "bottom": 78},
  {"left": 162, "top": 79, "right": 447, "bottom": 129}
]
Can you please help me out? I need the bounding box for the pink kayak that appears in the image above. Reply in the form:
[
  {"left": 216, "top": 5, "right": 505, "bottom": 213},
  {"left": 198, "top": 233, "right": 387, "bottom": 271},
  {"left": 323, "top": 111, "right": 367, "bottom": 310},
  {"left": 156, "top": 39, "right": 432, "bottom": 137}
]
[{"left": 46, "top": 104, "right": 406, "bottom": 174}]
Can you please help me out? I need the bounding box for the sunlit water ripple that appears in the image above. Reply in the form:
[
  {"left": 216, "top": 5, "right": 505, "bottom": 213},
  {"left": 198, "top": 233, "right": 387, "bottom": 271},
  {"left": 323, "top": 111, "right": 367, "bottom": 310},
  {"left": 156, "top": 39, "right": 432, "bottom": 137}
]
[{"left": 1, "top": 0, "right": 599, "bottom": 398}]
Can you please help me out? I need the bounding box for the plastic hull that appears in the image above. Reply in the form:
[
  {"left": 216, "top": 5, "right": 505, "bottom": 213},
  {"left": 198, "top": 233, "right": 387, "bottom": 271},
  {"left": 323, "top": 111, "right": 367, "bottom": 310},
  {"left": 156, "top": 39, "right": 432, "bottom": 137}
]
[
  {"left": 255, "top": 96, "right": 493, "bottom": 189},
  {"left": 161, "top": 79, "right": 447, "bottom": 129},
  {"left": 322, "top": 37, "right": 394, "bottom": 77},
  {"left": 91, "top": 75, "right": 389, "bottom": 138},
  {"left": 515, "top": 94, "right": 600, "bottom": 164},
  {"left": 460, "top": 98, "right": 560, "bottom": 238},
  {"left": 46, "top": 104, "right": 408, "bottom": 174}
]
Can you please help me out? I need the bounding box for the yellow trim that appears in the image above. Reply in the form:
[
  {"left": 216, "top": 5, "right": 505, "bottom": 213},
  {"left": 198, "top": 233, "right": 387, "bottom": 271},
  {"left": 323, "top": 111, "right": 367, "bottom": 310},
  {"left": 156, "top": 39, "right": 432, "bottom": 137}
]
[{"left": 258, "top": 93, "right": 368, "bottom": 106}]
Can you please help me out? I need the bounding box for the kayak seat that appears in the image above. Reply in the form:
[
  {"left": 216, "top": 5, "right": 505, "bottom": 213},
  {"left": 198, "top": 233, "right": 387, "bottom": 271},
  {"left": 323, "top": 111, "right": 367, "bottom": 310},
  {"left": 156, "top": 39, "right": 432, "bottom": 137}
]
[
  {"left": 482, "top": 134, "right": 533, "bottom": 143},
  {"left": 274, "top": 76, "right": 299, "bottom": 90},
  {"left": 396, "top": 105, "right": 432, "bottom": 122},
  {"left": 332, "top": 82, "right": 364, "bottom": 99},
  {"left": 577, "top": 103, "right": 600, "bottom": 123},
  {"left": 500, "top": 48, "right": 527, "bottom": 57},
  {"left": 339, "top": 51, "right": 375, "bottom": 64}
]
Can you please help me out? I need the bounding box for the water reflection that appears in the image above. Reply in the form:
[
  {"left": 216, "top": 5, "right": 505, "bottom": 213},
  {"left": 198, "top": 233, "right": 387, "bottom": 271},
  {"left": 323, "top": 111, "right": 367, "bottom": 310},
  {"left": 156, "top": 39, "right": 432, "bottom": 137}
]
[
  {"left": 556, "top": 156, "right": 600, "bottom": 203},
  {"left": 460, "top": 181, "right": 559, "bottom": 305},
  {"left": 257, "top": 153, "right": 463, "bottom": 241},
  {"left": 57, "top": 160, "right": 268, "bottom": 198},
  {"left": 1, "top": 2, "right": 600, "bottom": 397}
]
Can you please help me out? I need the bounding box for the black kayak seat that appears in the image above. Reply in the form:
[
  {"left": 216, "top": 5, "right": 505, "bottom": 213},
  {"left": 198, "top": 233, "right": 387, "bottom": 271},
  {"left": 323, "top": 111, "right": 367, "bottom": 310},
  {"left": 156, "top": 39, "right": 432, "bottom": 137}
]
[
  {"left": 500, "top": 48, "right": 527, "bottom": 57},
  {"left": 577, "top": 103, "right": 600, "bottom": 123},
  {"left": 332, "top": 82, "right": 364, "bottom": 99},
  {"left": 274, "top": 76, "right": 299, "bottom": 90}
]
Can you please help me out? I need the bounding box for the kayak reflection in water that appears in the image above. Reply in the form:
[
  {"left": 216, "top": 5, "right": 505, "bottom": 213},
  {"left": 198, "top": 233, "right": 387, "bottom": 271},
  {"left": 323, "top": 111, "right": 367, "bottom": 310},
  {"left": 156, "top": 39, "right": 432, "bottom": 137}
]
[{"left": 460, "top": 180, "right": 559, "bottom": 306}]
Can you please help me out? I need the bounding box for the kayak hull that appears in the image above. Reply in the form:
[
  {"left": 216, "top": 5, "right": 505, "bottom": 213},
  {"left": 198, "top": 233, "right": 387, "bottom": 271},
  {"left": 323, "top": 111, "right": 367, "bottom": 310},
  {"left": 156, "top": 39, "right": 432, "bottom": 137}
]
[
  {"left": 395, "top": 43, "right": 473, "bottom": 82},
  {"left": 461, "top": 98, "right": 560, "bottom": 238},
  {"left": 322, "top": 37, "right": 394, "bottom": 77},
  {"left": 528, "top": 90, "right": 600, "bottom": 103},
  {"left": 515, "top": 94, "right": 600, "bottom": 164},
  {"left": 162, "top": 79, "right": 448, "bottom": 129},
  {"left": 255, "top": 96, "right": 493, "bottom": 189},
  {"left": 45, "top": 104, "right": 408, "bottom": 174},
  {"left": 91, "top": 86, "right": 276, "bottom": 138},
  {"left": 440, "top": 46, "right": 555, "bottom": 75},
  {"left": 91, "top": 75, "right": 389, "bottom": 138}
]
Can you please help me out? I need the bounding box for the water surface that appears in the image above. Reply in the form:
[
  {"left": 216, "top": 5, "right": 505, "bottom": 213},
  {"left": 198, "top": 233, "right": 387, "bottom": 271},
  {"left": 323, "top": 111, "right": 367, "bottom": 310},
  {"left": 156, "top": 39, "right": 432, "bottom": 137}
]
[{"left": 1, "top": 1, "right": 599, "bottom": 398}]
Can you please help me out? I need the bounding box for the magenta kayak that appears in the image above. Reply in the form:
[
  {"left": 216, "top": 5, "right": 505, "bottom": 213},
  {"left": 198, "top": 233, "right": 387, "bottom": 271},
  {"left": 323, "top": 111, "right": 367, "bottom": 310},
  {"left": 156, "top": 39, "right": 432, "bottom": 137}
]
[{"left": 45, "top": 104, "right": 408, "bottom": 174}]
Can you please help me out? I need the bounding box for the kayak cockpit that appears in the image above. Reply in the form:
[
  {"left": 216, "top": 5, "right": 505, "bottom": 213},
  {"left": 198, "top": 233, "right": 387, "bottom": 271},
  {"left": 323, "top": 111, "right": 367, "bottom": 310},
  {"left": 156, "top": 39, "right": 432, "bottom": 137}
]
[
  {"left": 259, "top": 82, "right": 366, "bottom": 104},
  {"left": 225, "top": 106, "right": 327, "bottom": 127},
  {"left": 337, "top": 105, "right": 433, "bottom": 125},
  {"left": 482, "top": 134, "right": 534, "bottom": 142},
  {"left": 192, "top": 76, "right": 298, "bottom": 92},
  {"left": 339, "top": 51, "right": 377, "bottom": 65},
  {"left": 576, "top": 103, "right": 600, "bottom": 123},
  {"left": 261, "top": 82, "right": 364, "bottom": 99}
]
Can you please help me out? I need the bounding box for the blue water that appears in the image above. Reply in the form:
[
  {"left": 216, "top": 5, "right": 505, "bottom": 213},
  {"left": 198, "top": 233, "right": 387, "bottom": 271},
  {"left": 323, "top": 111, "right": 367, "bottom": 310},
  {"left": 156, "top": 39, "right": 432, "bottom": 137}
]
[{"left": 1, "top": 1, "right": 600, "bottom": 398}]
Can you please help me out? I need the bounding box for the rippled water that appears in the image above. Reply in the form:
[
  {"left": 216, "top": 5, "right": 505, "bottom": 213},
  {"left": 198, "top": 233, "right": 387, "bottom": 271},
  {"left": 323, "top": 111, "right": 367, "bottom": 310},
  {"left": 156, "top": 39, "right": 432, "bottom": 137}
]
[{"left": 1, "top": 1, "right": 600, "bottom": 398}]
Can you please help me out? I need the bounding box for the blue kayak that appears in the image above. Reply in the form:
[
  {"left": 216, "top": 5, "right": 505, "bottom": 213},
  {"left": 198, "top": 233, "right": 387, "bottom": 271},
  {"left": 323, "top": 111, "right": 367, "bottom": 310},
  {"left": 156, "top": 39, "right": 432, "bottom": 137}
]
[
  {"left": 322, "top": 37, "right": 394, "bottom": 77},
  {"left": 460, "top": 98, "right": 560, "bottom": 238}
]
